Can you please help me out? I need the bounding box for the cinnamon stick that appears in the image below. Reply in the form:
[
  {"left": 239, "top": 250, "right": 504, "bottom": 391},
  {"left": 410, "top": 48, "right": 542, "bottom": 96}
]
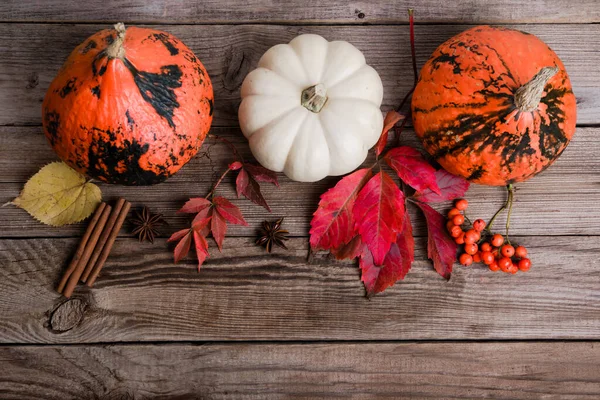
[
  {"left": 57, "top": 202, "right": 106, "bottom": 294},
  {"left": 86, "top": 199, "right": 131, "bottom": 287},
  {"left": 61, "top": 203, "right": 112, "bottom": 298},
  {"left": 81, "top": 198, "right": 126, "bottom": 282}
]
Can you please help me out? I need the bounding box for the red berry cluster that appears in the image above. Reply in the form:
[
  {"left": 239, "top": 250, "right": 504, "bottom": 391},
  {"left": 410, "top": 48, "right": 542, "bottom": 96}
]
[{"left": 446, "top": 199, "right": 531, "bottom": 274}]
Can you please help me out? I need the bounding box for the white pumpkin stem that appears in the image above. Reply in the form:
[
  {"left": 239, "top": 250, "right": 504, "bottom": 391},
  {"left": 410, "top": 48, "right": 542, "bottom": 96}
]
[
  {"left": 514, "top": 66, "right": 559, "bottom": 112},
  {"left": 105, "top": 23, "right": 127, "bottom": 60},
  {"left": 301, "top": 83, "right": 328, "bottom": 113}
]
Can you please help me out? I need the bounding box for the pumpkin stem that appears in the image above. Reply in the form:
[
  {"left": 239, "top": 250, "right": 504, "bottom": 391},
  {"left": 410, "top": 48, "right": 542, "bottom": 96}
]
[
  {"left": 514, "top": 66, "right": 559, "bottom": 112},
  {"left": 301, "top": 83, "right": 328, "bottom": 113},
  {"left": 105, "top": 23, "right": 127, "bottom": 60}
]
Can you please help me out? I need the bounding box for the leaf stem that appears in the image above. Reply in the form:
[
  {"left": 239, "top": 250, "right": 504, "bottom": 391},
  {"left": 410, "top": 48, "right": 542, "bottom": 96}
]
[
  {"left": 486, "top": 184, "right": 514, "bottom": 235},
  {"left": 208, "top": 134, "right": 244, "bottom": 163},
  {"left": 206, "top": 167, "right": 232, "bottom": 199},
  {"left": 505, "top": 184, "right": 514, "bottom": 244},
  {"left": 408, "top": 8, "right": 417, "bottom": 85}
]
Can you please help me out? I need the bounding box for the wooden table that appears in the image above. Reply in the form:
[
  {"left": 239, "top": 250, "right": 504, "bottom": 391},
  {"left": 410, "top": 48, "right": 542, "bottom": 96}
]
[{"left": 1, "top": 1, "right": 600, "bottom": 398}]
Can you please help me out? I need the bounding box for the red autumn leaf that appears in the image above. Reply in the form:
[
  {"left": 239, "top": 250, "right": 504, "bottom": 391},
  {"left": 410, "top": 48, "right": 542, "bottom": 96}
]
[
  {"left": 417, "top": 202, "right": 457, "bottom": 280},
  {"left": 236, "top": 168, "right": 271, "bottom": 211},
  {"left": 309, "top": 168, "right": 372, "bottom": 252},
  {"left": 397, "top": 211, "right": 415, "bottom": 268},
  {"left": 244, "top": 164, "right": 279, "bottom": 187},
  {"left": 211, "top": 209, "right": 227, "bottom": 251},
  {"left": 173, "top": 231, "right": 192, "bottom": 263},
  {"left": 178, "top": 197, "right": 212, "bottom": 214},
  {"left": 229, "top": 161, "right": 243, "bottom": 171},
  {"left": 353, "top": 171, "right": 406, "bottom": 266},
  {"left": 414, "top": 169, "right": 469, "bottom": 203},
  {"left": 384, "top": 146, "right": 441, "bottom": 194},
  {"left": 192, "top": 207, "right": 212, "bottom": 237},
  {"left": 331, "top": 235, "right": 363, "bottom": 260},
  {"left": 168, "top": 228, "right": 191, "bottom": 243},
  {"left": 359, "top": 241, "right": 411, "bottom": 297},
  {"left": 213, "top": 196, "right": 248, "bottom": 226},
  {"left": 374, "top": 110, "right": 404, "bottom": 156},
  {"left": 193, "top": 230, "right": 210, "bottom": 271}
]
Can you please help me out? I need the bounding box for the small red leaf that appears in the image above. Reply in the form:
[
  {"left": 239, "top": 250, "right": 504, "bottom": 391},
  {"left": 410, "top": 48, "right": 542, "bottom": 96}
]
[
  {"left": 236, "top": 169, "right": 271, "bottom": 211},
  {"left": 384, "top": 146, "right": 441, "bottom": 194},
  {"left": 309, "top": 168, "right": 372, "bottom": 252},
  {"left": 353, "top": 171, "right": 405, "bottom": 266},
  {"left": 192, "top": 207, "right": 212, "bottom": 237},
  {"left": 331, "top": 235, "right": 363, "bottom": 260},
  {"left": 173, "top": 231, "right": 192, "bottom": 263},
  {"left": 244, "top": 164, "right": 279, "bottom": 187},
  {"left": 211, "top": 209, "right": 227, "bottom": 251},
  {"left": 359, "top": 239, "right": 411, "bottom": 296},
  {"left": 229, "top": 161, "right": 243, "bottom": 171},
  {"left": 417, "top": 202, "right": 457, "bottom": 280},
  {"left": 414, "top": 170, "right": 469, "bottom": 203},
  {"left": 192, "top": 216, "right": 212, "bottom": 232},
  {"left": 213, "top": 196, "right": 248, "bottom": 226},
  {"left": 375, "top": 111, "right": 404, "bottom": 156},
  {"left": 179, "top": 198, "right": 212, "bottom": 214},
  {"left": 168, "top": 228, "right": 190, "bottom": 243},
  {"left": 193, "top": 230, "right": 210, "bottom": 271}
]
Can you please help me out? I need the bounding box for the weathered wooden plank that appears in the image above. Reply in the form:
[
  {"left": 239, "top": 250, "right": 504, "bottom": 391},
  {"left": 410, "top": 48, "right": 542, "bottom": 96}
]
[
  {"left": 0, "top": 23, "right": 599, "bottom": 127},
  {"left": 2, "top": 0, "right": 600, "bottom": 24},
  {"left": 0, "top": 126, "right": 598, "bottom": 238},
  {"left": 1, "top": 236, "right": 599, "bottom": 343},
  {"left": 2, "top": 342, "right": 600, "bottom": 399}
]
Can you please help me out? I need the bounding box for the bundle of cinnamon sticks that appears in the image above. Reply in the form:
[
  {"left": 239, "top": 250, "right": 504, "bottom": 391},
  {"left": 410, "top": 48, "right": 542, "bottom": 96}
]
[{"left": 57, "top": 198, "right": 131, "bottom": 298}]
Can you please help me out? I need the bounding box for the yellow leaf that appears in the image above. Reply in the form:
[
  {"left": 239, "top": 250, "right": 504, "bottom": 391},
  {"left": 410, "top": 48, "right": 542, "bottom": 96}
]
[{"left": 11, "top": 162, "right": 102, "bottom": 226}]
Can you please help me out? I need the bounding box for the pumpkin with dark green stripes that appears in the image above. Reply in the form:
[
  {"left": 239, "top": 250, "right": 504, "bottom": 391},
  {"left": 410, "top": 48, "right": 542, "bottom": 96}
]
[
  {"left": 42, "top": 23, "right": 214, "bottom": 185},
  {"left": 412, "top": 26, "right": 576, "bottom": 186}
]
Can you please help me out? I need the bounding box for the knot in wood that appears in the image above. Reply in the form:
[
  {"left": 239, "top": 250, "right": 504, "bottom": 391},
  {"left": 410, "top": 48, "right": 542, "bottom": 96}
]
[
  {"left": 223, "top": 48, "right": 250, "bottom": 91},
  {"left": 49, "top": 298, "right": 87, "bottom": 333}
]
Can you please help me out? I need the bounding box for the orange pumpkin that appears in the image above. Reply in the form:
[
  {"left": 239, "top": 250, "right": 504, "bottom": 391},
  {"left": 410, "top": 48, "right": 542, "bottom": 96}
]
[
  {"left": 412, "top": 26, "right": 576, "bottom": 186},
  {"left": 42, "top": 23, "right": 213, "bottom": 185}
]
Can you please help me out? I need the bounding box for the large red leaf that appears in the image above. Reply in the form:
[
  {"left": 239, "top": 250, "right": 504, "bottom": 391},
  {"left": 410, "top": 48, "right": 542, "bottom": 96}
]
[
  {"left": 193, "top": 230, "right": 210, "bottom": 271},
  {"left": 353, "top": 171, "right": 405, "bottom": 266},
  {"left": 359, "top": 241, "right": 411, "bottom": 296},
  {"left": 374, "top": 111, "right": 404, "bottom": 156},
  {"left": 309, "top": 168, "right": 372, "bottom": 252},
  {"left": 414, "top": 170, "right": 469, "bottom": 203},
  {"left": 417, "top": 202, "right": 457, "bottom": 280},
  {"left": 397, "top": 211, "right": 415, "bottom": 268},
  {"left": 213, "top": 196, "right": 248, "bottom": 226},
  {"left": 244, "top": 164, "right": 279, "bottom": 187},
  {"left": 384, "top": 146, "right": 440, "bottom": 194},
  {"left": 173, "top": 231, "right": 192, "bottom": 263},
  {"left": 211, "top": 209, "right": 227, "bottom": 251},
  {"left": 178, "top": 198, "right": 212, "bottom": 214},
  {"left": 236, "top": 168, "right": 271, "bottom": 211}
]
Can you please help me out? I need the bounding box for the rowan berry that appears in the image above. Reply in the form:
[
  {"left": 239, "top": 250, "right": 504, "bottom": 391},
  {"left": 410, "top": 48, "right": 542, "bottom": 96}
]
[
  {"left": 473, "top": 252, "right": 482, "bottom": 263},
  {"left": 508, "top": 264, "right": 519, "bottom": 274},
  {"left": 452, "top": 214, "right": 465, "bottom": 226},
  {"left": 480, "top": 242, "right": 492, "bottom": 252},
  {"left": 455, "top": 199, "right": 468, "bottom": 210},
  {"left": 515, "top": 246, "right": 528, "bottom": 258},
  {"left": 498, "top": 257, "right": 512, "bottom": 273},
  {"left": 464, "top": 243, "right": 478, "bottom": 255},
  {"left": 489, "top": 261, "right": 500, "bottom": 272},
  {"left": 491, "top": 234, "right": 504, "bottom": 247},
  {"left": 459, "top": 253, "right": 473, "bottom": 266},
  {"left": 464, "top": 229, "right": 479, "bottom": 244},
  {"left": 518, "top": 258, "right": 531, "bottom": 272},
  {"left": 473, "top": 219, "right": 486, "bottom": 231},
  {"left": 446, "top": 220, "right": 456, "bottom": 232},
  {"left": 501, "top": 244, "right": 515, "bottom": 258},
  {"left": 455, "top": 233, "right": 465, "bottom": 245},
  {"left": 447, "top": 208, "right": 461, "bottom": 218},
  {"left": 481, "top": 251, "right": 495, "bottom": 265},
  {"left": 450, "top": 225, "right": 462, "bottom": 238}
]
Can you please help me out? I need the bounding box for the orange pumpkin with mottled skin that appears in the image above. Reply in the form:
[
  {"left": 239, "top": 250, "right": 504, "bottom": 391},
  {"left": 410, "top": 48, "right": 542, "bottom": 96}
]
[
  {"left": 43, "top": 23, "right": 213, "bottom": 185},
  {"left": 412, "top": 26, "right": 576, "bottom": 186}
]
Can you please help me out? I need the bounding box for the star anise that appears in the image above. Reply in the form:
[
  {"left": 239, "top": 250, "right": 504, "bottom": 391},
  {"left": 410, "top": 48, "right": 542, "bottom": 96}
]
[
  {"left": 256, "top": 217, "right": 289, "bottom": 253},
  {"left": 129, "top": 206, "right": 164, "bottom": 243}
]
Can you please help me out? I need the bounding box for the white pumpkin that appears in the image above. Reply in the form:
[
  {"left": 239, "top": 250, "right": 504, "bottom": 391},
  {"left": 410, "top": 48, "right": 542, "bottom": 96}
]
[{"left": 239, "top": 34, "right": 384, "bottom": 182}]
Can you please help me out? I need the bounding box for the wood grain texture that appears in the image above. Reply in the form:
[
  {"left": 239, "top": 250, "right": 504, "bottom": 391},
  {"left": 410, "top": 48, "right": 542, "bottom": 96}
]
[
  {"left": 1, "top": 126, "right": 598, "bottom": 238},
  {"left": 1, "top": 236, "right": 599, "bottom": 343},
  {"left": 1, "top": 342, "right": 600, "bottom": 399},
  {"left": 0, "top": 23, "right": 599, "bottom": 127},
  {"left": 2, "top": 0, "right": 600, "bottom": 24}
]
